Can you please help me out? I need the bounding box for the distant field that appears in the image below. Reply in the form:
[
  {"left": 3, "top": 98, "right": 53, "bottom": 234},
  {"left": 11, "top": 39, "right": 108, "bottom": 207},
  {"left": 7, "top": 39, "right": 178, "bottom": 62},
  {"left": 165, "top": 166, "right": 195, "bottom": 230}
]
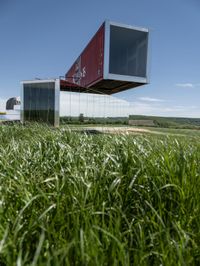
[
  {"left": 61, "top": 115, "right": 200, "bottom": 130},
  {"left": 129, "top": 115, "right": 200, "bottom": 129},
  {"left": 0, "top": 124, "right": 200, "bottom": 265}
]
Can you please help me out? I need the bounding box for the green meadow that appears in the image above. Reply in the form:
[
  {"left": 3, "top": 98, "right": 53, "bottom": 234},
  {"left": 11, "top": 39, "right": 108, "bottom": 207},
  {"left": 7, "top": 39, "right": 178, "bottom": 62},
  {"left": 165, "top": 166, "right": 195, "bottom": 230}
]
[{"left": 0, "top": 124, "right": 200, "bottom": 265}]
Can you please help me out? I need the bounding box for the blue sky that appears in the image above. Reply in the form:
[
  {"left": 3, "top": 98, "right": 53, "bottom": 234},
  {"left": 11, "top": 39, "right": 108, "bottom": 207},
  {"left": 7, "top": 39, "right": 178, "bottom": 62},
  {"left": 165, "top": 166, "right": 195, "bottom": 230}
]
[{"left": 0, "top": 0, "right": 200, "bottom": 117}]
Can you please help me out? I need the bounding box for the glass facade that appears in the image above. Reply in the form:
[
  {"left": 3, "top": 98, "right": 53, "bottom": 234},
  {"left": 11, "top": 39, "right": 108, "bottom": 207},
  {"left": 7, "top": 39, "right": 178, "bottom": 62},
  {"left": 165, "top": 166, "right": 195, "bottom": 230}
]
[
  {"left": 109, "top": 25, "right": 148, "bottom": 78},
  {"left": 23, "top": 82, "right": 55, "bottom": 125}
]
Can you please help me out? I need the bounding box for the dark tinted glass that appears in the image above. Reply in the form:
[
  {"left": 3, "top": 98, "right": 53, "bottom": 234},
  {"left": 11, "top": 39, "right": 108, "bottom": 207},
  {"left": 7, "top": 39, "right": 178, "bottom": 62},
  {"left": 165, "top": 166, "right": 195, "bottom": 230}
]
[
  {"left": 109, "top": 25, "right": 148, "bottom": 78},
  {"left": 23, "top": 82, "right": 55, "bottom": 125}
]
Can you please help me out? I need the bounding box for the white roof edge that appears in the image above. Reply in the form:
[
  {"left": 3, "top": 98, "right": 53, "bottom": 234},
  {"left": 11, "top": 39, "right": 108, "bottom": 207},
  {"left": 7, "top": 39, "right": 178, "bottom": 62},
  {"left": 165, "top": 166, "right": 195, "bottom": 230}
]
[
  {"left": 107, "top": 73, "right": 148, "bottom": 83},
  {"left": 21, "top": 79, "right": 59, "bottom": 84},
  {"left": 108, "top": 20, "right": 149, "bottom": 32}
]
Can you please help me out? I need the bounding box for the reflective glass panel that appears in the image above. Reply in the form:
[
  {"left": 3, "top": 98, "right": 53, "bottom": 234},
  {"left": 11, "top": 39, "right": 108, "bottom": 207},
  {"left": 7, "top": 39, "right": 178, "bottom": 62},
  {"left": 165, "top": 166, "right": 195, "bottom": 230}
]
[
  {"left": 109, "top": 25, "right": 148, "bottom": 78},
  {"left": 23, "top": 82, "right": 55, "bottom": 125}
]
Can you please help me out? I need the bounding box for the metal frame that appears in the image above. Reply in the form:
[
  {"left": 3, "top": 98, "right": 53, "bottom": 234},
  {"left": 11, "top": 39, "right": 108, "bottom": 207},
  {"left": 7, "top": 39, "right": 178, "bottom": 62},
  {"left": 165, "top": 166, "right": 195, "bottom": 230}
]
[
  {"left": 103, "top": 20, "right": 149, "bottom": 84},
  {"left": 20, "top": 79, "right": 60, "bottom": 127},
  {"left": 54, "top": 79, "right": 60, "bottom": 127},
  {"left": 103, "top": 20, "right": 110, "bottom": 80},
  {"left": 20, "top": 81, "right": 24, "bottom": 124},
  {"left": 146, "top": 30, "right": 151, "bottom": 84}
]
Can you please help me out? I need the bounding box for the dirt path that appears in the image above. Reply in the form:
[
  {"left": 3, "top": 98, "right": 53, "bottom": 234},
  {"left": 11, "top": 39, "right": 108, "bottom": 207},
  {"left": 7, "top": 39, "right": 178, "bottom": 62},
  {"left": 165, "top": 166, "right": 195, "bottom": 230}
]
[{"left": 80, "top": 126, "right": 151, "bottom": 134}]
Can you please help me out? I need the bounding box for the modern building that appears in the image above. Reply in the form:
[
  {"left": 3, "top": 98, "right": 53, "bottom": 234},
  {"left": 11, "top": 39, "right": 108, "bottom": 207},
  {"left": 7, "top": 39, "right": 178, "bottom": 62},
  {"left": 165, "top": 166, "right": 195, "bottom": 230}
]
[
  {"left": 21, "top": 20, "right": 150, "bottom": 127},
  {"left": 65, "top": 20, "right": 150, "bottom": 94}
]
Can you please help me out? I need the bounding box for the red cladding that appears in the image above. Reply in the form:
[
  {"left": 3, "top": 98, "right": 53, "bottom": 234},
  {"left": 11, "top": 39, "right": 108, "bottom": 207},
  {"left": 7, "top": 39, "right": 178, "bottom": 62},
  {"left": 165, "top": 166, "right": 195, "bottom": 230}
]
[{"left": 65, "top": 24, "right": 105, "bottom": 88}]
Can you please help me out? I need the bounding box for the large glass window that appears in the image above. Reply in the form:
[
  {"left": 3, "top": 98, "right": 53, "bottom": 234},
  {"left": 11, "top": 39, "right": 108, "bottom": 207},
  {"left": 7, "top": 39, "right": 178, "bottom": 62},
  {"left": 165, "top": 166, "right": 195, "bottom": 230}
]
[
  {"left": 109, "top": 25, "right": 148, "bottom": 78},
  {"left": 23, "top": 82, "right": 55, "bottom": 125}
]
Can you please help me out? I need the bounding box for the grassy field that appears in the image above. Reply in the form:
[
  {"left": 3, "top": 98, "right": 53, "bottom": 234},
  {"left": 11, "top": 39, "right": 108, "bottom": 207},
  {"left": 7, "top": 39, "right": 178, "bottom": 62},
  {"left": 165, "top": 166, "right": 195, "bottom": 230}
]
[{"left": 0, "top": 124, "right": 200, "bottom": 265}]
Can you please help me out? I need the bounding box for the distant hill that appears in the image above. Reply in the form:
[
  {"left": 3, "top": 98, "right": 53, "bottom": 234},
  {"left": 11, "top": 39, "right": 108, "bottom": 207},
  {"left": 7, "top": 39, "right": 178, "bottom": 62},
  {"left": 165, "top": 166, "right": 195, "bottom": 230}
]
[{"left": 129, "top": 115, "right": 200, "bottom": 129}]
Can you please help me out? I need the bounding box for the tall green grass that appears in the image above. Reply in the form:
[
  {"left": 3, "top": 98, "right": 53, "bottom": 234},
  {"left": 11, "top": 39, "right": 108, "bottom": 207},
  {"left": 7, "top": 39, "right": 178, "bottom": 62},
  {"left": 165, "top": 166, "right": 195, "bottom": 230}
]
[{"left": 0, "top": 124, "right": 200, "bottom": 265}]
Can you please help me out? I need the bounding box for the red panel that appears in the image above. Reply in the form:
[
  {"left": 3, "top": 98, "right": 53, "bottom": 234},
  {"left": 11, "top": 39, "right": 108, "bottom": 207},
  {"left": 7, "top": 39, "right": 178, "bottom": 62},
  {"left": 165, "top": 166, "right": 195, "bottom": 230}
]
[{"left": 65, "top": 23, "right": 105, "bottom": 88}]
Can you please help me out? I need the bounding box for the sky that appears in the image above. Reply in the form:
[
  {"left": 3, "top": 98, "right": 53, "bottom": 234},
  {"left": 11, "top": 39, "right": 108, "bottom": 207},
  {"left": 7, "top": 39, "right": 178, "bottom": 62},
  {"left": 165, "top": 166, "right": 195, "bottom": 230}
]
[{"left": 0, "top": 0, "right": 200, "bottom": 117}]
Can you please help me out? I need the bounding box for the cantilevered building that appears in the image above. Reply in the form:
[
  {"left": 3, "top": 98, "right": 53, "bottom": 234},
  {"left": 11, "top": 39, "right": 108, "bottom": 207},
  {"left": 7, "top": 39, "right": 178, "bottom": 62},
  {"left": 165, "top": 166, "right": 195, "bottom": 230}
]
[{"left": 21, "top": 20, "right": 150, "bottom": 127}]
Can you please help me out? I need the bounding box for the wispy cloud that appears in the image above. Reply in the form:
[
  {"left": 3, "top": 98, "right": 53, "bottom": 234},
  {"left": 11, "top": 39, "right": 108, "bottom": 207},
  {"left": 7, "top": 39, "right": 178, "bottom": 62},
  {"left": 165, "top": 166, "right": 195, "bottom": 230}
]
[
  {"left": 138, "top": 97, "right": 164, "bottom": 102},
  {"left": 176, "top": 83, "right": 200, "bottom": 88},
  {"left": 130, "top": 101, "right": 200, "bottom": 117}
]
